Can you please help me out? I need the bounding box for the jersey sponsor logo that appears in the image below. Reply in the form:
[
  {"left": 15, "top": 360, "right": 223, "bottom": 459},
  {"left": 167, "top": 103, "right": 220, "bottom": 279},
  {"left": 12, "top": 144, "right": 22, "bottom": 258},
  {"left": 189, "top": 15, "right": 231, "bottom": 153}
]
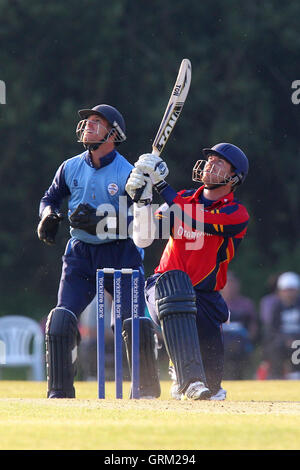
[
  {"left": 107, "top": 183, "right": 119, "bottom": 196},
  {"left": 176, "top": 224, "right": 212, "bottom": 241}
]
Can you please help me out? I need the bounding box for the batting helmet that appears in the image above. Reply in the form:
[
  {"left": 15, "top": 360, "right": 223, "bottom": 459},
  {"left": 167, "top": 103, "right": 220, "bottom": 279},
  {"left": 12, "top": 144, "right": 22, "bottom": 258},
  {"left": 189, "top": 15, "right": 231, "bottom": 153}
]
[
  {"left": 78, "top": 104, "right": 126, "bottom": 143},
  {"left": 202, "top": 143, "right": 249, "bottom": 185}
]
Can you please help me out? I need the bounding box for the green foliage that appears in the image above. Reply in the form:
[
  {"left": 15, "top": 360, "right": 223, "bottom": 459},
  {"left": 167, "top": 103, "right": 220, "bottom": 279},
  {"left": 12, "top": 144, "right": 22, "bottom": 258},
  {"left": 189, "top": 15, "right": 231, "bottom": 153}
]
[{"left": 0, "top": 0, "right": 299, "bottom": 316}]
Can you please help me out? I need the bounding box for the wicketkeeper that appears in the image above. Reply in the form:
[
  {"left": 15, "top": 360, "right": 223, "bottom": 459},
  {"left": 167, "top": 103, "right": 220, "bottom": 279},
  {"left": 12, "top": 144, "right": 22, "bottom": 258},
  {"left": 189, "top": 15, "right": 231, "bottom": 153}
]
[
  {"left": 37, "top": 104, "right": 160, "bottom": 399},
  {"left": 126, "top": 143, "right": 250, "bottom": 400}
]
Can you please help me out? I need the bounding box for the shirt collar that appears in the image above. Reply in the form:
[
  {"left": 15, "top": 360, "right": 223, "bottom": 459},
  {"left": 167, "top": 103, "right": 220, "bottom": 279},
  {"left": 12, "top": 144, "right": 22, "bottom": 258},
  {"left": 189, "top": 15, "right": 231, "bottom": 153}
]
[
  {"left": 85, "top": 149, "right": 117, "bottom": 169},
  {"left": 193, "top": 185, "right": 234, "bottom": 208}
]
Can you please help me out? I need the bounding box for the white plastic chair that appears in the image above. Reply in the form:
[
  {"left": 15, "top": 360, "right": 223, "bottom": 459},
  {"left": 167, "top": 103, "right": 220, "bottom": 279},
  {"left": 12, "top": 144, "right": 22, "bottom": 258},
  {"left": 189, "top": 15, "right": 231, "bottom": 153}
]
[{"left": 0, "top": 315, "right": 45, "bottom": 380}]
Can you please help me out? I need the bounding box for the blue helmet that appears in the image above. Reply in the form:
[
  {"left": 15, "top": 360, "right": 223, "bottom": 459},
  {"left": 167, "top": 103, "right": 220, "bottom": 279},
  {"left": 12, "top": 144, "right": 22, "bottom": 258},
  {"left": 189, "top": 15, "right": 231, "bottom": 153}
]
[
  {"left": 78, "top": 104, "right": 126, "bottom": 143},
  {"left": 202, "top": 143, "right": 249, "bottom": 185}
]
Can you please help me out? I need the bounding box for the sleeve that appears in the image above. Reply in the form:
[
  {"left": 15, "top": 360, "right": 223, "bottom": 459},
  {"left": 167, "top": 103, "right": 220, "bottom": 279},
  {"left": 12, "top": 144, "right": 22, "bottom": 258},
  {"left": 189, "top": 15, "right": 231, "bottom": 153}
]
[
  {"left": 132, "top": 200, "right": 176, "bottom": 247},
  {"left": 39, "top": 162, "right": 71, "bottom": 218},
  {"left": 132, "top": 204, "right": 156, "bottom": 248},
  {"left": 158, "top": 183, "right": 178, "bottom": 205},
  {"left": 154, "top": 202, "right": 175, "bottom": 239},
  {"left": 158, "top": 183, "right": 249, "bottom": 238}
]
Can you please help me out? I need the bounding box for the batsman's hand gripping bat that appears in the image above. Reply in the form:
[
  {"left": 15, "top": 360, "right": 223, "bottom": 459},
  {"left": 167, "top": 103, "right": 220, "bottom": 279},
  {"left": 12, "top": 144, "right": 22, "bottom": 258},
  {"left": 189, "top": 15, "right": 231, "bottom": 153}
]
[{"left": 132, "top": 58, "right": 192, "bottom": 202}]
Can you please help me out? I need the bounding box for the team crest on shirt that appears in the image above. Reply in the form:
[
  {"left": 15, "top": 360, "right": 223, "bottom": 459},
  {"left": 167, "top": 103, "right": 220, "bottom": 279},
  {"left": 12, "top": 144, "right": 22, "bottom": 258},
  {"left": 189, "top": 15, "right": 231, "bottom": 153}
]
[{"left": 107, "top": 183, "right": 119, "bottom": 196}]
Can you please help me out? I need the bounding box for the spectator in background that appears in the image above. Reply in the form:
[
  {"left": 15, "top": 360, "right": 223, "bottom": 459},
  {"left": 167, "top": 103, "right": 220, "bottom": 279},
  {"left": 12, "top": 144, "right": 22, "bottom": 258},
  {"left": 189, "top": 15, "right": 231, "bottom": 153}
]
[
  {"left": 259, "top": 272, "right": 281, "bottom": 329},
  {"left": 221, "top": 271, "right": 258, "bottom": 379},
  {"left": 256, "top": 273, "right": 281, "bottom": 379},
  {"left": 262, "top": 271, "right": 300, "bottom": 379}
]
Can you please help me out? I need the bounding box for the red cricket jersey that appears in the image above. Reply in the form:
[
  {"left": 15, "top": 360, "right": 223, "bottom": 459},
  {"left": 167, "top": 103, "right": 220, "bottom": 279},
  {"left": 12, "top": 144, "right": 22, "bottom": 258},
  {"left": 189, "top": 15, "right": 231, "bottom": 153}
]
[{"left": 154, "top": 185, "right": 249, "bottom": 291}]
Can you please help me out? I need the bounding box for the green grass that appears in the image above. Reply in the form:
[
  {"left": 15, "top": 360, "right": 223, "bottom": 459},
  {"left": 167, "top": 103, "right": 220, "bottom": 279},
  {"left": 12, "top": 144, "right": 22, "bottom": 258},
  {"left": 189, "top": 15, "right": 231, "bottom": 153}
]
[{"left": 0, "top": 380, "right": 300, "bottom": 450}]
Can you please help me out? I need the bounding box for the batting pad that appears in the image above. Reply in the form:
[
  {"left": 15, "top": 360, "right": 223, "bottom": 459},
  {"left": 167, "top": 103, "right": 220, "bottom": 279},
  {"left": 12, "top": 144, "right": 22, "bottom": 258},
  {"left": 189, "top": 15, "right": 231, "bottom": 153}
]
[{"left": 155, "top": 270, "right": 208, "bottom": 393}]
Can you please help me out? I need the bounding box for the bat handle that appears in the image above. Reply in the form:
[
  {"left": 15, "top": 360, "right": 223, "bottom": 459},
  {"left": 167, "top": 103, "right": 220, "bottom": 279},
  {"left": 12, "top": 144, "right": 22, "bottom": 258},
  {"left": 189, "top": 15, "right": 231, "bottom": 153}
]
[{"left": 132, "top": 184, "right": 146, "bottom": 203}]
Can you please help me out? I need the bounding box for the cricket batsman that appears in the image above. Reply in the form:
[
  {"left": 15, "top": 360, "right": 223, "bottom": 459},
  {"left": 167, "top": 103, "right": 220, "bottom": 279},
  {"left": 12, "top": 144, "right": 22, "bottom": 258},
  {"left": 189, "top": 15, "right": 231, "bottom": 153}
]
[{"left": 125, "top": 143, "right": 250, "bottom": 400}]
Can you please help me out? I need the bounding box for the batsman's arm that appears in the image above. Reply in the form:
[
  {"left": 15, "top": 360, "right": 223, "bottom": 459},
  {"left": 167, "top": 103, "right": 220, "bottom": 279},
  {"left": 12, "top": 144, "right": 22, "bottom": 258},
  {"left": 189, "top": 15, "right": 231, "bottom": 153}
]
[
  {"left": 155, "top": 186, "right": 249, "bottom": 237},
  {"left": 175, "top": 195, "right": 249, "bottom": 237},
  {"left": 132, "top": 203, "right": 156, "bottom": 248}
]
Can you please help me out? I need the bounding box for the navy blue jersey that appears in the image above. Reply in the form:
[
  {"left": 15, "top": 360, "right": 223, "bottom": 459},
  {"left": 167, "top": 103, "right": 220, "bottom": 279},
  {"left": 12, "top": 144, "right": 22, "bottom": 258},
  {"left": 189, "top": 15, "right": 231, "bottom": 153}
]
[{"left": 40, "top": 149, "right": 135, "bottom": 245}]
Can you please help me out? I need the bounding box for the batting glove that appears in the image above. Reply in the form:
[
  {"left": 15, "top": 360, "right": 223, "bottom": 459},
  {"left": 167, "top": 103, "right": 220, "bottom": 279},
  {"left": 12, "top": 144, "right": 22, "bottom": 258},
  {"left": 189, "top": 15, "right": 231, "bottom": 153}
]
[
  {"left": 125, "top": 167, "right": 153, "bottom": 204},
  {"left": 135, "top": 153, "right": 169, "bottom": 185}
]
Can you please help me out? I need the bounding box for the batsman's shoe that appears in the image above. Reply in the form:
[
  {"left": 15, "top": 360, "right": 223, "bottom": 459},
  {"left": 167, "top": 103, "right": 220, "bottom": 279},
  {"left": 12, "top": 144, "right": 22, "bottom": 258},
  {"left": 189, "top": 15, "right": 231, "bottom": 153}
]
[
  {"left": 210, "top": 388, "right": 227, "bottom": 401},
  {"left": 168, "top": 365, "right": 181, "bottom": 400},
  {"left": 170, "top": 381, "right": 181, "bottom": 400},
  {"left": 182, "top": 381, "right": 211, "bottom": 401}
]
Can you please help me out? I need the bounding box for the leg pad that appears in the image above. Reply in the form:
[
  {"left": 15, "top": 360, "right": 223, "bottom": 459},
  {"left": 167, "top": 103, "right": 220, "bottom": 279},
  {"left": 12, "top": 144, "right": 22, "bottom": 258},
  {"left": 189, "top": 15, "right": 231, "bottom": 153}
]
[
  {"left": 122, "top": 317, "right": 161, "bottom": 398},
  {"left": 155, "top": 270, "right": 208, "bottom": 393},
  {"left": 45, "top": 308, "right": 79, "bottom": 398}
]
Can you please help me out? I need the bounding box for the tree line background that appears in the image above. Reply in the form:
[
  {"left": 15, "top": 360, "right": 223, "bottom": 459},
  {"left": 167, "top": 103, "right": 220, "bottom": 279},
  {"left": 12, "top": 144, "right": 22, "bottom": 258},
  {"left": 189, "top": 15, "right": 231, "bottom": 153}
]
[{"left": 1, "top": 0, "right": 300, "bottom": 321}]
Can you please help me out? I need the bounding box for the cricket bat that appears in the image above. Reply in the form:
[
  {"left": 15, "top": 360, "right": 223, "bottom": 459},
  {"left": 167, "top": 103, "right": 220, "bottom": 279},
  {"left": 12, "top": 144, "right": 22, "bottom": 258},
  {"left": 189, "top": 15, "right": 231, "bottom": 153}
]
[{"left": 132, "top": 58, "right": 192, "bottom": 201}]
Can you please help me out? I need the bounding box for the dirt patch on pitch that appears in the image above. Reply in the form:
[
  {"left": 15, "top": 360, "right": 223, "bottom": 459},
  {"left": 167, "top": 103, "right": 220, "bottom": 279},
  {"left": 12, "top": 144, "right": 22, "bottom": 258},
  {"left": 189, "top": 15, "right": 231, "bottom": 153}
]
[
  {"left": 96, "top": 399, "right": 300, "bottom": 415},
  {"left": 5, "top": 398, "right": 299, "bottom": 415}
]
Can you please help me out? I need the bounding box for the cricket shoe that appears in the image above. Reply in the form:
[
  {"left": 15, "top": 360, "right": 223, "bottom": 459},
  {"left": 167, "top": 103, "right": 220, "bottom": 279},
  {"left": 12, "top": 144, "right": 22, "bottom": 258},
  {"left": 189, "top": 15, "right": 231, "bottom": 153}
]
[
  {"left": 182, "top": 381, "right": 211, "bottom": 401},
  {"left": 170, "top": 380, "right": 211, "bottom": 401},
  {"left": 170, "top": 381, "right": 181, "bottom": 400},
  {"left": 169, "top": 365, "right": 181, "bottom": 400},
  {"left": 169, "top": 366, "right": 211, "bottom": 401},
  {"left": 210, "top": 387, "right": 227, "bottom": 401}
]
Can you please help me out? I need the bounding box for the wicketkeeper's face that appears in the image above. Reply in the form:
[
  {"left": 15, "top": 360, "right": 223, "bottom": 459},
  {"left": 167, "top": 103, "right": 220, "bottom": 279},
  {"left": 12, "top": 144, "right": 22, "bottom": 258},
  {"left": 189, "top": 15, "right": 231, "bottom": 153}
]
[{"left": 77, "top": 114, "right": 112, "bottom": 143}]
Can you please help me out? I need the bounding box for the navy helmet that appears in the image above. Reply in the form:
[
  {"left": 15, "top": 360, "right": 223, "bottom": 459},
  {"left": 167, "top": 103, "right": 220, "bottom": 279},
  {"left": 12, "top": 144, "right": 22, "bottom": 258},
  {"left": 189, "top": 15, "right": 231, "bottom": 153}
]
[
  {"left": 78, "top": 104, "right": 126, "bottom": 143},
  {"left": 202, "top": 143, "right": 249, "bottom": 185}
]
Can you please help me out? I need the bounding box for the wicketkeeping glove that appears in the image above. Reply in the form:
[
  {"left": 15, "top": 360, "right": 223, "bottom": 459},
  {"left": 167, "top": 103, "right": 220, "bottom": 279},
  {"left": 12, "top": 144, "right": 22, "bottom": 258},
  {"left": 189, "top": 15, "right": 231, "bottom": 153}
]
[
  {"left": 37, "top": 206, "right": 64, "bottom": 245},
  {"left": 68, "top": 203, "right": 108, "bottom": 235}
]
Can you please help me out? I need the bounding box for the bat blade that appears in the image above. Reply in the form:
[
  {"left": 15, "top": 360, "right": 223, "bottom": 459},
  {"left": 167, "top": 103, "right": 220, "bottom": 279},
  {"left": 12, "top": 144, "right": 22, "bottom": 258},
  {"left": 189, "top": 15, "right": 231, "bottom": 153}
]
[
  {"left": 132, "top": 59, "right": 192, "bottom": 202},
  {"left": 152, "top": 58, "right": 192, "bottom": 156}
]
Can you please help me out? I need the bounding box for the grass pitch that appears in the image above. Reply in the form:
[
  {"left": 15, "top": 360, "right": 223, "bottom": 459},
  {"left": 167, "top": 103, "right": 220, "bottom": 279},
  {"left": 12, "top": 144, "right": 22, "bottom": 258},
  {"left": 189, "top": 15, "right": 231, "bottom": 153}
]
[{"left": 0, "top": 380, "right": 299, "bottom": 450}]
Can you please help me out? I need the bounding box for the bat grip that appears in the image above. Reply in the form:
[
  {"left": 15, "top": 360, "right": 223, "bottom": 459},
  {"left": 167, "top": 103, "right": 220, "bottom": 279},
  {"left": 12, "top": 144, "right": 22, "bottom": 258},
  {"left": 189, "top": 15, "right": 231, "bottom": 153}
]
[{"left": 132, "top": 183, "right": 146, "bottom": 203}]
